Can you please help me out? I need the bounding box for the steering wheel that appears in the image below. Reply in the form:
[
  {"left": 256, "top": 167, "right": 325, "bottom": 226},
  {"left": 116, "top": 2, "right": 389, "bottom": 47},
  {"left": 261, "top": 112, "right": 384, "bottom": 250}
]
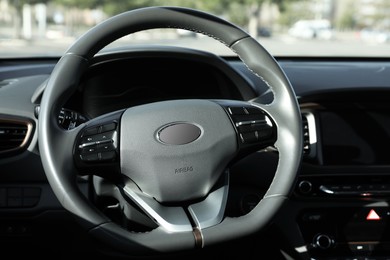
[{"left": 38, "top": 6, "right": 302, "bottom": 255}]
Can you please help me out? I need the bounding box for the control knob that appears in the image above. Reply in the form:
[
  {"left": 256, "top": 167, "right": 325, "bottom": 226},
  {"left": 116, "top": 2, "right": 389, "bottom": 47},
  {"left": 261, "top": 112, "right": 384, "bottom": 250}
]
[
  {"left": 298, "top": 180, "right": 312, "bottom": 194},
  {"left": 314, "top": 234, "right": 334, "bottom": 250}
]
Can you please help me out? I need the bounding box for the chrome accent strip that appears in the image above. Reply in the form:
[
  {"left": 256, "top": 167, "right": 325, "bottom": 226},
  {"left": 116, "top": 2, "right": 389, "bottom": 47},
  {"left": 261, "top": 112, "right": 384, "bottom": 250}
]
[
  {"left": 301, "top": 110, "right": 317, "bottom": 158},
  {"left": 235, "top": 119, "right": 266, "bottom": 127},
  {"left": 122, "top": 181, "right": 193, "bottom": 232},
  {"left": 319, "top": 185, "right": 335, "bottom": 194},
  {"left": 187, "top": 174, "right": 229, "bottom": 230}
]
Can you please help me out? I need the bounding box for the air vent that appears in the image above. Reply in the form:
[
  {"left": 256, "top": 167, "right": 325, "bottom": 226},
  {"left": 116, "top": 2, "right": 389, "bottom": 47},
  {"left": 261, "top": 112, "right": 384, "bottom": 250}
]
[
  {"left": 302, "top": 115, "right": 310, "bottom": 155},
  {"left": 0, "top": 117, "right": 33, "bottom": 157},
  {"left": 301, "top": 111, "right": 317, "bottom": 158}
]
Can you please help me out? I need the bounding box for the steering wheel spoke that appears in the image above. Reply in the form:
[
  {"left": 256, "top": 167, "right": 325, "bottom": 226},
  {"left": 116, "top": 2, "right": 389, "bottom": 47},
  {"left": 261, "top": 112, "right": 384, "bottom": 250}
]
[
  {"left": 94, "top": 171, "right": 229, "bottom": 235},
  {"left": 121, "top": 179, "right": 193, "bottom": 232},
  {"left": 187, "top": 172, "right": 229, "bottom": 230}
]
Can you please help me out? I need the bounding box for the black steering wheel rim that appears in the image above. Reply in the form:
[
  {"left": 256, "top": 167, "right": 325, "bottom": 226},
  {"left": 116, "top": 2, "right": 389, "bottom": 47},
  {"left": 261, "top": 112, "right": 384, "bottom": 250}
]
[{"left": 38, "top": 6, "right": 302, "bottom": 255}]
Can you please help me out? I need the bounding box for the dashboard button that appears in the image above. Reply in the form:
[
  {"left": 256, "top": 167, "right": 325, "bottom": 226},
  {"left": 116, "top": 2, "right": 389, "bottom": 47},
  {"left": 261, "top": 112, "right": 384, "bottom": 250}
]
[
  {"left": 97, "top": 143, "right": 115, "bottom": 152},
  {"left": 228, "top": 107, "right": 246, "bottom": 115},
  {"left": 237, "top": 124, "right": 253, "bottom": 133},
  {"left": 298, "top": 180, "right": 312, "bottom": 194},
  {"left": 314, "top": 234, "right": 334, "bottom": 250},
  {"left": 81, "top": 135, "right": 98, "bottom": 143},
  {"left": 82, "top": 127, "right": 98, "bottom": 136},
  {"left": 100, "top": 123, "right": 116, "bottom": 133},
  {"left": 23, "top": 188, "right": 41, "bottom": 197},
  {"left": 7, "top": 188, "right": 22, "bottom": 197},
  {"left": 7, "top": 197, "right": 22, "bottom": 207},
  {"left": 251, "top": 121, "right": 268, "bottom": 131},
  {"left": 80, "top": 153, "right": 99, "bottom": 162},
  {"left": 81, "top": 146, "right": 98, "bottom": 154},
  {"left": 245, "top": 107, "right": 263, "bottom": 115},
  {"left": 95, "top": 131, "right": 115, "bottom": 143},
  {"left": 23, "top": 197, "right": 39, "bottom": 207},
  {"left": 240, "top": 132, "right": 258, "bottom": 143},
  {"left": 302, "top": 212, "right": 323, "bottom": 222},
  {"left": 99, "top": 151, "right": 116, "bottom": 161},
  {"left": 349, "top": 243, "right": 371, "bottom": 253},
  {"left": 257, "top": 128, "right": 273, "bottom": 139}
]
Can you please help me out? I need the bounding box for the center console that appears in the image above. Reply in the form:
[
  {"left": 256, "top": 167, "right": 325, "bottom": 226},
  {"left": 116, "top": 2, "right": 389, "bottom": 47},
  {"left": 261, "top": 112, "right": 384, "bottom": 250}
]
[
  {"left": 294, "top": 174, "right": 390, "bottom": 259},
  {"left": 287, "top": 100, "right": 390, "bottom": 260}
]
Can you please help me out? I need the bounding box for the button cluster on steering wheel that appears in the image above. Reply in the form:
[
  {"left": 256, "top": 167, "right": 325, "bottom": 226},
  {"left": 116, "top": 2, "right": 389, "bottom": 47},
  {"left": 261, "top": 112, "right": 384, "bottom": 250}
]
[
  {"left": 78, "top": 123, "right": 118, "bottom": 162},
  {"left": 227, "top": 106, "right": 274, "bottom": 145}
]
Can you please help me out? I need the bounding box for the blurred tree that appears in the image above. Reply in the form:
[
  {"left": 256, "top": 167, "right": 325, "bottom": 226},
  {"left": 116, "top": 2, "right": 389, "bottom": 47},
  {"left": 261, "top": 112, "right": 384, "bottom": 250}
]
[
  {"left": 224, "top": 0, "right": 295, "bottom": 38},
  {"left": 278, "top": 0, "right": 314, "bottom": 27},
  {"left": 81, "top": 0, "right": 225, "bottom": 16},
  {"left": 10, "top": 0, "right": 50, "bottom": 39},
  {"left": 336, "top": 8, "right": 356, "bottom": 30},
  {"left": 52, "top": 0, "right": 291, "bottom": 19},
  {"left": 366, "top": 0, "right": 390, "bottom": 30},
  {"left": 54, "top": 0, "right": 102, "bottom": 8},
  {"left": 10, "top": 0, "right": 298, "bottom": 39}
]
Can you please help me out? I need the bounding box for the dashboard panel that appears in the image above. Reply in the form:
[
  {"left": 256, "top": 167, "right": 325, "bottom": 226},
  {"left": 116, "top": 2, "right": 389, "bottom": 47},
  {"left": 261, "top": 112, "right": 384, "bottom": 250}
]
[
  {"left": 77, "top": 48, "right": 258, "bottom": 119},
  {"left": 1, "top": 48, "right": 390, "bottom": 258}
]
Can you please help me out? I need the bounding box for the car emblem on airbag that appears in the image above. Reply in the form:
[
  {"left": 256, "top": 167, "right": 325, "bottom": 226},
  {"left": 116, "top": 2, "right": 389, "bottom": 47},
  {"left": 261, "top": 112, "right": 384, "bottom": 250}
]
[{"left": 157, "top": 123, "right": 201, "bottom": 145}]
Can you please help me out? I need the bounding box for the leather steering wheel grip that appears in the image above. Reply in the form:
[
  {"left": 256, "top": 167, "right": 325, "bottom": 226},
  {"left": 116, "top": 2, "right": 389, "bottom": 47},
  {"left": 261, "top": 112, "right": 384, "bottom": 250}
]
[{"left": 38, "top": 6, "right": 302, "bottom": 254}]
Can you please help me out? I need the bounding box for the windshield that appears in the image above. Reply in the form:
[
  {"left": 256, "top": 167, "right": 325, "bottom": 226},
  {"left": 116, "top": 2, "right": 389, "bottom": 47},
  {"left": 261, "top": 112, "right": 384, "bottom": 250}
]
[{"left": 1, "top": 0, "right": 389, "bottom": 58}]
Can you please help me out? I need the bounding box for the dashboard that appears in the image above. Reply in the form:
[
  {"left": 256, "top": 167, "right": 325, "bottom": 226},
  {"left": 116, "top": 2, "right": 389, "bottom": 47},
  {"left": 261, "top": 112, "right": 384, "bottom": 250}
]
[{"left": 1, "top": 47, "right": 390, "bottom": 259}]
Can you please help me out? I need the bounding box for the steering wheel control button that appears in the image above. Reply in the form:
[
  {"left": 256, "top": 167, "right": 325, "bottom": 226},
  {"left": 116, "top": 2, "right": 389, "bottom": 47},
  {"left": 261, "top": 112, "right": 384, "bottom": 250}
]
[
  {"left": 81, "top": 146, "right": 97, "bottom": 154},
  {"left": 158, "top": 123, "right": 201, "bottom": 145},
  {"left": 80, "top": 135, "right": 98, "bottom": 144},
  {"left": 80, "top": 153, "right": 99, "bottom": 162},
  {"left": 95, "top": 131, "right": 115, "bottom": 143},
  {"left": 77, "top": 123, "right": 118, "bottom": 163},
  {"left": 245, "top": 107, "right": 263, "bottom": 115},
  {"left": 82, "top": 127, "right": 99, "bottom": 136},
  {"left": 225, "top": 104, "right": 275, "bottom": 146},
  {"left": 97, "top": 143, "right": 116, "bottom": 152},
  {"left": 240, "top": 132, "right": 258, "bottom": 143},
  {"left": 228, "top": 106, "right": 247, "bottom": 115},
  {"left": 99, "top": 151, "right": 116, "bottom": 161},
  {"left": 100, "top": 123, "right": 116, "bottom": 132}
]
